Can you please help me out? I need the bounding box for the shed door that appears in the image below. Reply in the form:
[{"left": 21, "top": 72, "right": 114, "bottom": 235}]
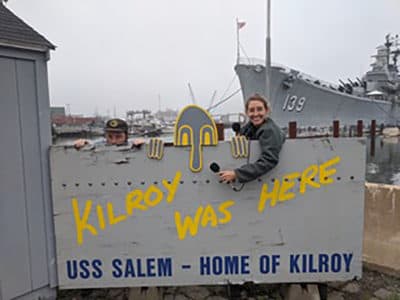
[{"left": 0, "top": 56, "right": 49, "bottom": 300}]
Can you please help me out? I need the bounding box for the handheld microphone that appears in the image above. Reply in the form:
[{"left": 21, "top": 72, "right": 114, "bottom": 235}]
[
  {"left": 210, "top": 161, "right": 243, "bottom": 191},
  {"left": 232, "top": 122, "right": 241, "bottom": 136},
  {"left": 209, "top": 162, "right": 220, "bottom": 173}
]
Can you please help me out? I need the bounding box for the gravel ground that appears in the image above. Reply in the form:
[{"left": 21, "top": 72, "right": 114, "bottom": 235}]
[{"left": 57, "top": 267, "right": 400, "bottom": 300}]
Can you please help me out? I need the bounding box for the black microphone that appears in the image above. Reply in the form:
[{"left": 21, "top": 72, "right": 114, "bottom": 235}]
[
  {"left": 232, "top": 122, "right": 241, "bottom": 135},
  {"left": 209, "top": 162, "right": 220, "bottom": 173}
]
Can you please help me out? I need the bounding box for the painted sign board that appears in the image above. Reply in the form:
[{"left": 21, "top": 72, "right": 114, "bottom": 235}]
[{"left": 50, "top": 105, "right": 366, "bottom": 289}]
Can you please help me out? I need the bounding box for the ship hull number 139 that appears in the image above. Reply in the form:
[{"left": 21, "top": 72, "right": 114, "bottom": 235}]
[{"left": 282, "top": 94, "right": 307, "bottom": 112}]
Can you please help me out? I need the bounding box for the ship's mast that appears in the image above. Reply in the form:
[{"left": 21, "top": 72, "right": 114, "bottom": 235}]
[
  {"left": 392, "top": 35, "right": 400, "bottom": 72},
  {"left": 265, "top": 0, "right": 272, "bottom": 101},
  {"left": 385, "top": 34, "right": 392, "bottom": 67}
]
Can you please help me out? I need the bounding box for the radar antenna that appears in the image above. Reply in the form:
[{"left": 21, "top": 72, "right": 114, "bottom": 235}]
[{"left": 391, "top": 34, "right": 400, "bottom": 71}]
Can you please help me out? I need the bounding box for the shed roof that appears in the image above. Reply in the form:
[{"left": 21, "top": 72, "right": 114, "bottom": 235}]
[{"left": 0, "top": 2, "right": 55, "bottom": 51}]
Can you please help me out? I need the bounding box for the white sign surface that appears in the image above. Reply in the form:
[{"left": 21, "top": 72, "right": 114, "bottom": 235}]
[{"left": 51, "top": 138, "right": 365, "bottom": 289}]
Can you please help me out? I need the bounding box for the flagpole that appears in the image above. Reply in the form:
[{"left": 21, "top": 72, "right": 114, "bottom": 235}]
[
  {"left": 236, "top": 18, "right": 240, "bottom": 65},
  {"left": 265, "top": 0, "right": 272, "bottom": 101}
]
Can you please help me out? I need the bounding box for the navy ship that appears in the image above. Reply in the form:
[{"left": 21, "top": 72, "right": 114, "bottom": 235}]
[{"left": 235, "top": 34, "right": 400, "bottom": 128}]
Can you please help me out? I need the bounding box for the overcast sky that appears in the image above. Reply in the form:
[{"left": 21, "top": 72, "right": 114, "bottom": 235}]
[{"left": 7, "top": 0, "right": 400, "bottom": 117}]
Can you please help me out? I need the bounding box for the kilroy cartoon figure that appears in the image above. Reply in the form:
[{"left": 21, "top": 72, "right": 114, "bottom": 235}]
[{"left": 174, "top": 105, "right": 218, "bottom": 172}]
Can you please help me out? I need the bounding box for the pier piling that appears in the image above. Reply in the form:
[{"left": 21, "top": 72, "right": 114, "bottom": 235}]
[
  {"left": 333, "top": 120, "right": 340, "bottom": 137},
  {"left": 288, "top": 121, "right": 297, "bottom": 138},
  {"left": 357, "top": 120, "right": 363, "bottom": 137}
]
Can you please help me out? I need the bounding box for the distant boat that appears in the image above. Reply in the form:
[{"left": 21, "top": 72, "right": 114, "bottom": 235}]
[
  {"left": 235, "top": 34, "right": 400, "bottom": 128},
  {"left": 51, "top": 115, "right": 104, "bottom": 138},
  {"left": 126, "top": 109, "right": 164, "bottom": 136}
]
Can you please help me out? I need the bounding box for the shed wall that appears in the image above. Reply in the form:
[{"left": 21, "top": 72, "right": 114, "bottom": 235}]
[{"left": 0, "top": 48, "right": 55, "bottom": 300}]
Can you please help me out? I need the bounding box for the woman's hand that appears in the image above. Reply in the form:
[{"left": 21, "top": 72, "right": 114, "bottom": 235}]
[{"left": 218, "top": 170, "right": 237, "bottom": 183}]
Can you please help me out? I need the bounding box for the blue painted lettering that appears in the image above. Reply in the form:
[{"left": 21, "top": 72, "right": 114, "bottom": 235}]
[
  {"left": 158, "top": 257, "right": 173, "bottom": 277},
  {"left": 289, "top": 253, "right": 353, "bottom": 273},
  {"left": 259, "top": 255, "right": 280, "bottom": 274},
  {"left": 66, "top": 259, "right": 104, "bottom": 280},
  {"left": 224, "top": 256, "right": 239, "bottom": 274},
  {"left": 111, "top": 257, "right": 172, "bottom": 278},
  {"left": 200, "top": 257, "right": 211, "bottom": 275},
  {"left": 92, "top": 259, "right": 103, "bottom": 279},
  {"left": 200, "top": 255, "right": 250, "bottom": 275},
  {"left": 290, "top": 255, "right": 300, "bottom": 273},
  {"left": 308, "top": 254, "right": 317, "bottom": 273},
  {"left": 147, "top": 258, "right": 156, "bottom": 277},
  {"left": 212, "top": 257, "right": 223, "bottom": 275},
  {"left": 125, "top": 259, "right": 136, "bottom": 277},
  {"left": 112, "top": 259, "right": 123, "bottom": 278},
  {"left": 136, "top": 259, "right": 146, "bottom": 277},
  {"left": 79, "top": 260, "right": 90, "bottom": 279},
  {"left": 343, "top": 253, "right": 353, "bottom": 272},
  {"left": 66, "top": 260, "right": 78, "bottom": 279},
  {"left": 331, "top": 253, "right": 341, "bottom": 273},
  {"left": 318, "top": 254, "right": 329, "bottom": 272}
]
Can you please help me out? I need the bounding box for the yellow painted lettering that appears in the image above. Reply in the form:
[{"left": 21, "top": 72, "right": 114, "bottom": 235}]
[
  {"left": 257, "top": 179, "right": 280, "bottom": 213},
  {"left": 174, "top": 206, "right": 204, "bottom": 240},
  {"left": 162, "top": 171, "right": 182, "bottom": 203},
  {"left": 279, "top": 172, "right": 300, "bottom": 202},
  {"left": 96, "top": 204, "right": 106, "bottom": 230},
  {"left": 143, "top": 185, "right": 163, "bottom": 207},
  {"left": 319, "top": 156, "right": 341, "bottom": 185},
  {"left": 125, "top": 189, "right": 146, "bottom": 215},
  {"left": 200, "top": 205, "right": 218, "bottom": 228},
  {"left": 72, "top": 198, "right": 97, "bottom": 245},
  {"left": 218, "top": 200, "right": 235, "bottom": 224},
  {"left": 107, "top": 202, "right": 127, "bottom": 225},
  {"left": 299, "top": 164, "right": 320, "bottom": 194}
]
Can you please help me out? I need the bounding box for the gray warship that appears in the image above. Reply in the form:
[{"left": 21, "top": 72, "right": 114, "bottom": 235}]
[{"left": 235, "top": 34, "right": 400, "bottom": 128}]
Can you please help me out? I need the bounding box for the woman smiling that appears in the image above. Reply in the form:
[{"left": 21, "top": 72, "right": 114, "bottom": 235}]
[{"left": 219, "top": 93, "right": 286, "bottom": 183}]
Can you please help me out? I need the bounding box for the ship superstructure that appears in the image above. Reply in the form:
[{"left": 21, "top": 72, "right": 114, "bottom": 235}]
[{"left": 235, "top": 34, "right": 400, "bottom": 128}]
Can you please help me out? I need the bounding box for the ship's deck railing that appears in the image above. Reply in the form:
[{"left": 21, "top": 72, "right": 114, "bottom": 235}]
[
  {"left": 237, "top": 57, "right": 340, "bottom": 89},
  {"left": 237, "top": 57, "right": 290, "bottom": 72}
]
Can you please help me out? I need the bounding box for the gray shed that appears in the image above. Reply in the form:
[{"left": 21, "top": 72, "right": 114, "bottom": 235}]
[{"left": 0, "top": 3, "right": 57, "bottom": 300}]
